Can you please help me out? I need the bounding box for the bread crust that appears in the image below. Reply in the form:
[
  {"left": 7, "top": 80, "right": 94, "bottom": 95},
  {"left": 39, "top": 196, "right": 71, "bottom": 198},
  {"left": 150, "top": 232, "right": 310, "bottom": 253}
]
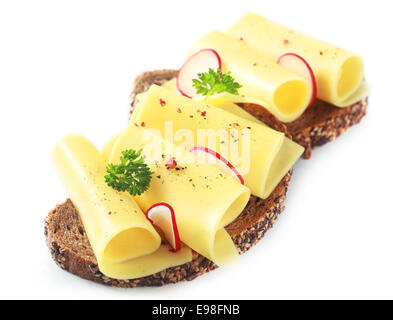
[{"left": 130, "top": 69, "right": 368, "bottom": 159}]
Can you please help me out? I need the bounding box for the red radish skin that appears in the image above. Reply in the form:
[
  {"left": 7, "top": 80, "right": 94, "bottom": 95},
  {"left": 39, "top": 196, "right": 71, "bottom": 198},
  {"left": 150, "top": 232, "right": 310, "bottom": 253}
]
[
  {"left": 190, "top": 147, "right": 244, "bottom": 185},
  {"left": 277, "top": 53, "right": 317, "bottom": 108},
  {"left": 177, "top": 49, "right": 222, "bottom": 98},
  {"left": 145, "top": 203, "right": 181, "bottom": 252}
]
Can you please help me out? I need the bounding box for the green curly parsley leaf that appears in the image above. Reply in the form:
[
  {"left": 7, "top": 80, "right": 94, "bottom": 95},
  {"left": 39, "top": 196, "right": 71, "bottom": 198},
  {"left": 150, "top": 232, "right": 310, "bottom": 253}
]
[
  {"left": 105, "top": 149, "right": 153, "bottom": 196},
  {"left": 192, "top": 68, "right": 242, "bottom": 99}
]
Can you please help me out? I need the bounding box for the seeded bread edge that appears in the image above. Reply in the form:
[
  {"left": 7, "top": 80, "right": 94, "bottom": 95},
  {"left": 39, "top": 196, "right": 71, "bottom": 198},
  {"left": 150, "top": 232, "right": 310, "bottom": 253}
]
[{"left": 45, "top": 170, "right": 291, "bottom": 287}]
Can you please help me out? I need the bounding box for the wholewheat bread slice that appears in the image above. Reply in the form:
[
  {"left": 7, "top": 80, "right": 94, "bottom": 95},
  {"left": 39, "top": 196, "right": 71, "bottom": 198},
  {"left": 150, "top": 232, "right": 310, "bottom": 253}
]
[
  {"left": 130, "top": 70, "right": 368, "bottom": 159},
  {"left": 45, "top": 172, "right": 291, "bottom": 287},
  {"left": 45, "top": 85, "right": 294, "bottom": 287}
]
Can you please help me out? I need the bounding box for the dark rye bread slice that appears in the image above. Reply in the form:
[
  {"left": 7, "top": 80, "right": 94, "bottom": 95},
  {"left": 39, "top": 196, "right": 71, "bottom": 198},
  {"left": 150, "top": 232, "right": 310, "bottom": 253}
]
[
  {"left": 130, "top": 69, "right": 368, "bottom": 159},
  {"left": 45, "top": 86, "right": 294, "bottom": 287},
  {"left": 45, "top": 172, "right": 291, "bottom": 287}
]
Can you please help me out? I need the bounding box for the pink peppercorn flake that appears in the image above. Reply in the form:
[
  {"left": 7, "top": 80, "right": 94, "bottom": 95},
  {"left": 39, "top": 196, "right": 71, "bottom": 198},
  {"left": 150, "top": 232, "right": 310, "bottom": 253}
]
[
  {"left": 177, "top": 108, "right": 182, "bottom": 113},
  {"left": 239, "top": 37, "right": 244, "bottom": 41},
  {"left": 201, "top": 111, "right": 206, "bottom": 117},
  {"left": 141, "top": 122, "right": 145, "bottom": 127},
  {"left": 108, "top": 211, "right": 112, "bottom": 215},
  {"left": 283, "top": 39, "right": 289, "bottom": 45},
  {"left": 159, "top": 99, "right": 166, "bottom": 106},
  {"left": 166, "top": 157, "right": 177, "bottom": 169}
]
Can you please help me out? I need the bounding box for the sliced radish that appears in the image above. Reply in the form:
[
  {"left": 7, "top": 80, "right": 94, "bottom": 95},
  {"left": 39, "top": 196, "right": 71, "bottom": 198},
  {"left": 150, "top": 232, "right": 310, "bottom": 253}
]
[
  {"left": 190, "top": 147, "right": 244, "bottom": 185},
  {"left": 177, "top": 49, "right": 222, "bottom": 98},
  {"left": 277, "top": 53, "right": 317, "bottom": 108},
  {"left": 145, "top": 203, "right": 181, "bottom": 252}
]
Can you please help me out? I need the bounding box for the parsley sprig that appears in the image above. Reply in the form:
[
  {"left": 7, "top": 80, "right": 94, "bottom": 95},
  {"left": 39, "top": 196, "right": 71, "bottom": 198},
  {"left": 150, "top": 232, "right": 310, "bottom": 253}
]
[
  {"left": 105, "top": 149, "right": 153, "bottom": 196},
  {"left": 192, "top": 68, "right": 242, "bottom": 99}
]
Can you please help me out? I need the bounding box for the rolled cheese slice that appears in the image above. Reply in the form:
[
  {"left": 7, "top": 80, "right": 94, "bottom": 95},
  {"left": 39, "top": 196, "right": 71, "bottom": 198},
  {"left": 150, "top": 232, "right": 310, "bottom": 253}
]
[
  {"left": 109, "top": 125, "right": 251, "bottom": 266},
  {"left": 131, "top": 85, "right": 304, "bottom": 199},
  {"left": 52, "top": 134, "right": 192, "bottom": 279},
  {"left": 226, "top": 13, "right": 370, "bottom": 107},
  {"left": 188, "top": 31, "right": 312, "bottom": 122}
]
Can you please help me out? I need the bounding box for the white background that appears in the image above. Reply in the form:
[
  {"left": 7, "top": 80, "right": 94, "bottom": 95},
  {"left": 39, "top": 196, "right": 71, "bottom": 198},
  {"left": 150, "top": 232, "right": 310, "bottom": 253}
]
[{"left": 0, "top": 0, "right": 392, "bottom": 300}]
